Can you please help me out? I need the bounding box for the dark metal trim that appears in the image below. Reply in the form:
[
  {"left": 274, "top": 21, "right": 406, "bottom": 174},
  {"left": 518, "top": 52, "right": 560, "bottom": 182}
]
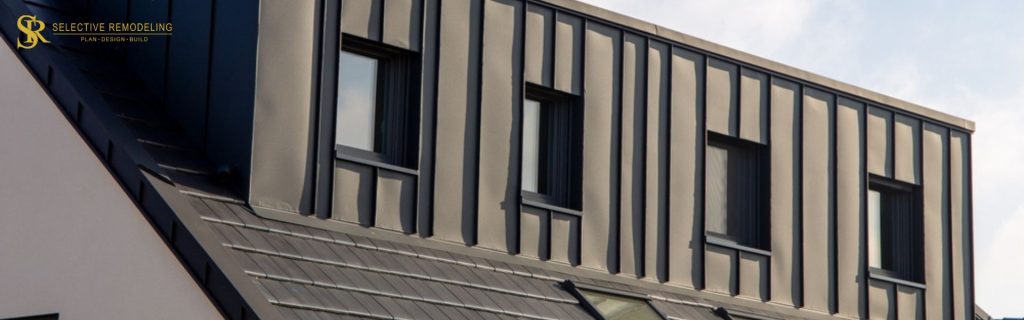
[
  {"left": 705, "top": 234, "right": 772, "bottom": 257},
  {"left": 522, "top": 193, "right": 583, "bottom": 217},
  {"left": 867, "top": 268, "right": 927, "bottom": 290},
  {"left": 336, "top": 146, "right": 420, "bottom": 176}
]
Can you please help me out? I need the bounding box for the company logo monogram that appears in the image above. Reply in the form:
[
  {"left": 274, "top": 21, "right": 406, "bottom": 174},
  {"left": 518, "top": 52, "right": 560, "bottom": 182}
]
[{"left": 16, "top": 15, "right": 49, "bottom": 49}]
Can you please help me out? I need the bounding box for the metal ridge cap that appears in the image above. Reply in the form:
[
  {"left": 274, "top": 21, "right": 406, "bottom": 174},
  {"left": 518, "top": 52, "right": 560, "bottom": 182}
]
[{"left": 533, "top": 0, "right": 975, "bottom": 132}]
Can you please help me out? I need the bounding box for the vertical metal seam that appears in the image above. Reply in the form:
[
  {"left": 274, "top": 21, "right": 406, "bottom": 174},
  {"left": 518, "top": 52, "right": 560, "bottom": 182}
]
[
  {"left": 471, "top": 0, "right": 484, "bottom": 246},
  {"left": 662, "top": 42, "right": 672, "bottom": 284},
  {"left": 377, "top": 0, "right": 386, "bottom": 42},
  {"left": 311, "top": 0, "right": 328, "bottom": 218},
  {"left": 764, "top": 71, "right": 773, "bottom": 303},
  {"left": 965, "top": 132, "right": 975, "bottom": 320},
  {"left": 861, "top": 99, "right": 871, "bottom": 318},
  {"left": 576, "top": 14, "right": 586, "bottom": 267},
  {"left": 612, "top": 27, "right": 624, "bottom": 275},
  {"left": 830, "top": 92, "right": 839, "bottom": 315},
  {"left": 697, "top": 47, "right": 707, "bottom": 291},
  {"left": 637, "top": 33, "right": 649, "bottom": 279},
  {"left": 944, "top": 125, "right": 954, "bottom": 319},
  {"left": 735, "top": 65, "right": 741, "bottom": 139},
  {"left": 921, "top": 112, "right": 929, "bottom": 320},
  {"left": 795, "top": 82, "right": 804, "bottom": 309},
  {"left": 512, "top": 0, "right": 527, "bottom": 255},
  {"left": 202, "top": 0, "right": 218, "bottom": 154},
  {"left": 425, "top": 0, "right": 442, "bottom": 237}
]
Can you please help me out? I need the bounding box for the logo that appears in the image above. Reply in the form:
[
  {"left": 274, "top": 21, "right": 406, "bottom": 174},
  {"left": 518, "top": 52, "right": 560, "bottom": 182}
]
[{"left": 16, "top": 15, "right": 49, "bottom": 50}]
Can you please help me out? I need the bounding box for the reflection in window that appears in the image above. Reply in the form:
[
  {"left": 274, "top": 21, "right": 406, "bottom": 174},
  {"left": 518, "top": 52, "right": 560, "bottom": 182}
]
[
  {"left": 336, "top": 50, "right": 378, "bottom": 151},
  {"left": 522, "top": 99, "right": 541, "bottom": 192},
  {"left": 577, "top": 288, "right": 662, "bottom": 320},
  {"left": 868, "top": 189, "right": 882, "bottom": 268}
]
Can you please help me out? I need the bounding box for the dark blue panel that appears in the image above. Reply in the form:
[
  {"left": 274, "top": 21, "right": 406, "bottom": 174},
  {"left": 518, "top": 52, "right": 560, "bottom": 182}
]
[
  {"left": 163, "top": 0, "right": 212, "bottom": 147},
  {"left": 205, "top": 0, "right": 258, "bottom": 195},
  {"left": 126, "top": 0, "right": 170, "bottom": 98}
]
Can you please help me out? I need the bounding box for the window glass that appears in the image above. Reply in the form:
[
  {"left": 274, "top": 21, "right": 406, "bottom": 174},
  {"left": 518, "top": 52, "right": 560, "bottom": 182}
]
[
  {"left": 336, "top": 50, "right": 378, "bottom": 151},
  {"left": 522, "top": 99, "right": 541, "bottom": 192},
  {"left": 578, "top": 289, "right": 662, "bottom": 320},
  {"left": 868, "top": 180, "right": 922, "bottom": 282},
  {"left": 706, "top": 144, "right": 729, "bottom": 235},
  {"left": 868, "top": 189, "right": 882, "bottom": 268},
  {"left": 705, "top": 135, "right": 767, "bottom": 249}
]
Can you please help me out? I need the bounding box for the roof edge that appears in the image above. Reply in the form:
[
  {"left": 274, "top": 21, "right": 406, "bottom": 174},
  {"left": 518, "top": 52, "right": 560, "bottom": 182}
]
[{"left": 536, "top": 0, "right": 975, "bottom": 132}]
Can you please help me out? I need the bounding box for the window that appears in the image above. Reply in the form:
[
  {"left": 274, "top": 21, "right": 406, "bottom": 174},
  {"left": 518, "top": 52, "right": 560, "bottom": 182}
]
[
  {"left": 335, "top": 35, "right": 420, "bottom": 168},
  {"left": 521, "top": 84, "right": 583, "bottom": 210},
  {"left": 563, "top": 281, "right": 663, "bottom": 320},
  {"left": 868, "top": 176, "right": 923, "bottom": 282},
  {"left": 705, "top": 132, "right": 769, "bottom": 250}
]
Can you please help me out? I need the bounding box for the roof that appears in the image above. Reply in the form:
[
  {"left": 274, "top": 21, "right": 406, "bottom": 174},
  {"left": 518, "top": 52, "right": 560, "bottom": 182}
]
[{"left": 0, "top": 1, "right": 902, "bottom": 319}]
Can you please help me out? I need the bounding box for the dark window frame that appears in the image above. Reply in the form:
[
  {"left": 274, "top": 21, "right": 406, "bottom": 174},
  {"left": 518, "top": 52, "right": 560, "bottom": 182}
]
[
  {"left": 704, "top": 131, "right": 771, "bottom": 251},
  {"left": 334, "top": 34, "right": 421, "bottom": 169},
  {"left": 867, "top": 174, "right": 924, "bottom": 284},
  {"left": 521, "top": 83, "right": 583, "bottom": 211}
]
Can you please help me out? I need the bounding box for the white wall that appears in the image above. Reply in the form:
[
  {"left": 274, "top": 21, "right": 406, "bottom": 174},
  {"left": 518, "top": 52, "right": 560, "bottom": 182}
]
[{"left": 0, "top": 42, "right": 223, "bottom": 319}]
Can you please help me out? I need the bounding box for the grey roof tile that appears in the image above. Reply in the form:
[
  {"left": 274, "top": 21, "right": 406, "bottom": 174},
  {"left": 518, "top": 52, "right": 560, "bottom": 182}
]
[{"left": 333, "top": 288, "right": 394, "bottom": 318}]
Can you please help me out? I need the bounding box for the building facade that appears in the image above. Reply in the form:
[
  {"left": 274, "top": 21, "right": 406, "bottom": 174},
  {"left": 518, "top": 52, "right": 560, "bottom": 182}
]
[{"left": 0, "top": 0, "right": 975, "bottom": 318}]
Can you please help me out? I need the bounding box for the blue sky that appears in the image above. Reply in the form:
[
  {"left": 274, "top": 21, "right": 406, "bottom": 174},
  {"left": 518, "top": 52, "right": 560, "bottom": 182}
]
[{"left": 577, "top": 0, "right": 1024, "bottom": 316}]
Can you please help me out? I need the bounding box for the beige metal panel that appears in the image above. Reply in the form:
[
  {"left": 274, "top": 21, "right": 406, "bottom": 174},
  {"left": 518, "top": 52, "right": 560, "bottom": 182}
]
[
  {"left": 898, "top": 286, "right": 924, "bottom": 320},
  {"left": 551, "top": 213, "right": 581, "bottom": 265},
  {"left": 432, "top": 0, "right": 480, "bottom": 244},
  {"left": 524, "top": 4, "right": 553, "bottom": 87},
  {"left": 836, "top": 97, "right": 865, "bottom": 318},
  {"left": 739, "top": 252, "right": 769, "bottom": 301},
  {"left": 580, "top": 22, "right": 620, "bottom": 272},
  {"left": 739, "top": 68, "right": 768, "bottom": 144},
  {"left": 382, "top": 0, "right": 422, "bottom": 50},
  {"left": 769, "top": 77, "right": 800, "bottom": 306},
  {"left": 867, "top": 107, "right": 893, "bottom": 178},
  {"left": 332, "top": 161, "right": 374, "bottom": 225},
  {"left": 705, "top": 245, "right": 736, "bottom": 295},
  {"left": 667, "top": 47, "right": 704, "bottom": 288},
  {"left": 894, "top": 114, "right": 921, "bottom": 184},
  {"left": 619, "top": 33, "right": 646, "bottom": 278},
  {"left": 554, "top": 13, "right": 583, "bottom": 94},
  {"left": 250, "top": 0, "right": 317, "bottom": 214},
  {"left": 801, "top": 87, "right": 835, "bottom": 314},
  {"left": 375, "top": 170, "right": 416, "bottom": 233},
  {"left": 868, "top": 279, "right": 896, "bottom": 320},
  {"left": 644, "top": 40, "right": 670, "bottom": 282},
  {"left": 476, "top": 0, "right": 523, "bottom": 253},
  {"left": 950, "top": 131, "right": 969, "bottom": 320},
  {"left": 705, "top": 58, "right": 738, "bottom": 137},
  {"left": 923, "top": 123, "right": 951, "bottom": 320},
  {"left": 341, "top": 0, "right": 382, "bottom": 40},
  {"left": 520, "top": 205, "right": 549, "bottom": 260}
]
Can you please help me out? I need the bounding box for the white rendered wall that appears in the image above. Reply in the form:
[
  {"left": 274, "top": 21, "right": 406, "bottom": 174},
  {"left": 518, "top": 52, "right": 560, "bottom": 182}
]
[{"left": 0, "top": 41, "right": 223, "bottom": 320}]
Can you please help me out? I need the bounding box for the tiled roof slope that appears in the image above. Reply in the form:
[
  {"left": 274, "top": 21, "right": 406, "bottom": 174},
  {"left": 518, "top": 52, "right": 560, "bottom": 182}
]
[
  {"left": 189, "top": 193, "right": 735, "bottom": 319},
  {"left": 1, "top": 1, "right": 798, "bottom": 319}
]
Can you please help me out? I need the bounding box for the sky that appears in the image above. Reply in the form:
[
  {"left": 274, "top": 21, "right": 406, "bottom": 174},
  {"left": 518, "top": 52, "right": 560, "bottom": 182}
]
[{"left": 575, "top": 0, "right": 1024, "bottom": 316}]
